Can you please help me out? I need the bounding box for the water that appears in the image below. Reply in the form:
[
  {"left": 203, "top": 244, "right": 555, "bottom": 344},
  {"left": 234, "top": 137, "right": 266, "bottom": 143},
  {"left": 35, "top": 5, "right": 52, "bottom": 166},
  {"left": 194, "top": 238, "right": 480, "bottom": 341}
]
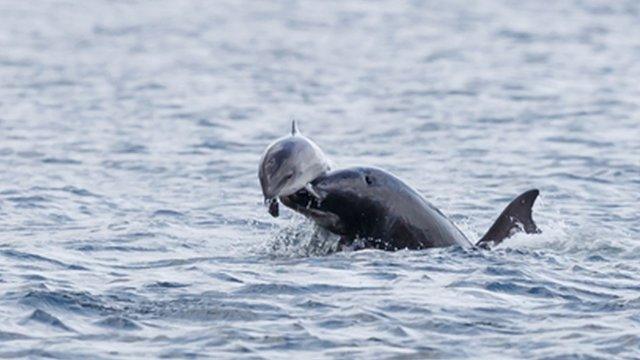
[{"left": 0, "top": 0, "right": 639, "bottom": 358}]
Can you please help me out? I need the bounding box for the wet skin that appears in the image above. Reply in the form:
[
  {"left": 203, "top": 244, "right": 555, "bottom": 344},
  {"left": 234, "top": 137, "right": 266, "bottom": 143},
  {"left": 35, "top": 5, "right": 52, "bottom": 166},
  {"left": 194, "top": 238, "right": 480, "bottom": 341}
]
[{"left": 281, "top": 167, "right": 472, "bottom": 250}]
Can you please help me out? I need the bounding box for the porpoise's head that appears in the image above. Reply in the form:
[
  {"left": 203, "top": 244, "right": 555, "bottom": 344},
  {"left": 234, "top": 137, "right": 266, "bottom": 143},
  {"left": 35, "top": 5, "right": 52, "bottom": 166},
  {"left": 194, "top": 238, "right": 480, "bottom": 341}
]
[{"left": 258, "top": 121, "right": 331, "bottom": 217}]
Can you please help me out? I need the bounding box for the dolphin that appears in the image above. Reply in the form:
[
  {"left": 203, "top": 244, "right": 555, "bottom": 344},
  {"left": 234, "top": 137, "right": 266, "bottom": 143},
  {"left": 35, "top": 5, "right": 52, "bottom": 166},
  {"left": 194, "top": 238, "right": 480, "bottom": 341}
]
[
  {"left": 280, "top": 167, "right": 540, "bottom": 250},
  {"left": 258, "top": 121, "right": 332, "bottom": 217}
]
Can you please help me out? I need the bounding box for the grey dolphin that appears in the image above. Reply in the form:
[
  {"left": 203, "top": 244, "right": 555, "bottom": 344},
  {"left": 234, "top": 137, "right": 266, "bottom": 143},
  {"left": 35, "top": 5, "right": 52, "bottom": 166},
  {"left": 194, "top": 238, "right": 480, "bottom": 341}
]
[
  {"left": 281, "top": 167, "right": 540, "bottom": 250},
  {"left": 258, "top": 121, "right": 331, "bottom": 217}
]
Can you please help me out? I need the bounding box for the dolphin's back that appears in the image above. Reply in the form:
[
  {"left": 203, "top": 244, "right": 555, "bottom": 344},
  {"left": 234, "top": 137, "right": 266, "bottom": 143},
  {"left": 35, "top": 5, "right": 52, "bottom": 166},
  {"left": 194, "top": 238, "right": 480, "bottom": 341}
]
[
  {"left": 357, "top": 167, "right": 472, "bottom": 249},
  {"left": 282, "top": 166, "right": 539, "bottom": 251}
]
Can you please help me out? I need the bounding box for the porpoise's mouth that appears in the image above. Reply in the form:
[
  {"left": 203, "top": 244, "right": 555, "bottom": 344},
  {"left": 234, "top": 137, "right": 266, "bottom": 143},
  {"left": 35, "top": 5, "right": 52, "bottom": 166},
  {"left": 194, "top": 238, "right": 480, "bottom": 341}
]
[
  {"left": 264, "top": 197, "right": 280, "bottom": 217},
  {"left": 264, "top": 174, "right": 329, "bottom": 214},
  {"left": 263, "top": 180, "right": 312, "bottom": 218}
]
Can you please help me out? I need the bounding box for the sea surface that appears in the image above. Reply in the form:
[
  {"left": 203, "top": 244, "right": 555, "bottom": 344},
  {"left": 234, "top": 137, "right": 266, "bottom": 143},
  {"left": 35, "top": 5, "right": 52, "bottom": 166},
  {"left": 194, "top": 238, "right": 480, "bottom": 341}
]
[{"left": 0, "top": 0, "right": 639, "bottom": 358}]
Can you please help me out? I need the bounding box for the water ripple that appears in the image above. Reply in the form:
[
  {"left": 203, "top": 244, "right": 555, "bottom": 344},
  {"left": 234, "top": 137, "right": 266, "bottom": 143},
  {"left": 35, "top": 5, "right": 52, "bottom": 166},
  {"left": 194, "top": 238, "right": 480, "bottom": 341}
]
[{"left": 0, "top": 0, "right": 638, "bottom": 358}]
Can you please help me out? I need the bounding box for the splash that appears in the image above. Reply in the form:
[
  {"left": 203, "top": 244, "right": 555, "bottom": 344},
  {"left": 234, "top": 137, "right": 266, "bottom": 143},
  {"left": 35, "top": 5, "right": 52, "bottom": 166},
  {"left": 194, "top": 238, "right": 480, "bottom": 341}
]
[{"left": 259, "top": 218, "right": 342, "bottom": 258}]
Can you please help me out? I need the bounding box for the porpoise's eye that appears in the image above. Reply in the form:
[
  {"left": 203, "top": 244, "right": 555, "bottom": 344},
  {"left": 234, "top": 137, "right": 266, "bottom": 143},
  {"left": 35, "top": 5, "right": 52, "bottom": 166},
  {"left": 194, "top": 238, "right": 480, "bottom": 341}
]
[
  {"left": 267, "top": 159, "right": 276, "bottom": 171},
  {"left": 364, "top": 175, "right": 373, "bottom": 185}
]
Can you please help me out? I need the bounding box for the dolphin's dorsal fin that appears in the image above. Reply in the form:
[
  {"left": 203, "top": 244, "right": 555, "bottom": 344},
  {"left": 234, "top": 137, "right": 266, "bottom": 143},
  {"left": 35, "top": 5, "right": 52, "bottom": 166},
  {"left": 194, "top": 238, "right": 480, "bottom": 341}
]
[
  {"left": 291, "top": 120, "right": 299, "bottom": 135},
  {"left": 476, "top": 189, "right": 541, "bottom": 249}
]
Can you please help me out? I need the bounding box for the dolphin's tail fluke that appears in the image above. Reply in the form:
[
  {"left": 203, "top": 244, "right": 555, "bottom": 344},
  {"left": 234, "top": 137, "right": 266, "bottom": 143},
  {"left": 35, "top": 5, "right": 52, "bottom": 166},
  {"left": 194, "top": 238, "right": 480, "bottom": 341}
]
[{"left": 475, "top": 189, "right": 541, "bottom": 249}]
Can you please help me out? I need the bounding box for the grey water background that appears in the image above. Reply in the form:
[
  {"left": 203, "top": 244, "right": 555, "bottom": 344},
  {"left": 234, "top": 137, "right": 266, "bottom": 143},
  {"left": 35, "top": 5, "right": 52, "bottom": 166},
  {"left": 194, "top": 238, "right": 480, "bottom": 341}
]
[{"left": 0, "top": 0, "right": 639, "bottom": 358}]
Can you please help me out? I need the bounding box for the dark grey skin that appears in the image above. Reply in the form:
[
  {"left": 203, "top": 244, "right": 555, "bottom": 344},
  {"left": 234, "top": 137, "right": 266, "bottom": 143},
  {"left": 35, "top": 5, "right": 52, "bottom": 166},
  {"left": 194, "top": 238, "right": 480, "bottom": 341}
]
[{"left": 280, "top": 167, "right": 540, "bottom": 250}]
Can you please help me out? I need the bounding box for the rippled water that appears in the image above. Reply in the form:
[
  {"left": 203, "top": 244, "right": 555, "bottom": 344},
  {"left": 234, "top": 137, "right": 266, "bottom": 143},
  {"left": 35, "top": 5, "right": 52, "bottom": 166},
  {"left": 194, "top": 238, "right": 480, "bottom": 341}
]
[{"left": 0, "top": 0, "right": 639, "bottom": 358}]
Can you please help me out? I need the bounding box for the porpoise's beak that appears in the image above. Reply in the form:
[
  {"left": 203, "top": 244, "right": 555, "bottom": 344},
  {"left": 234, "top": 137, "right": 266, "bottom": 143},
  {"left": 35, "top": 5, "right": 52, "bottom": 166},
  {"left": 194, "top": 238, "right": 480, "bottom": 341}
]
[
  {"left": 261, "top": 178, "right": 282, "bottom": 218},
  {"left": 264, "top": 197, "right": 279, "bottom": 217}
]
